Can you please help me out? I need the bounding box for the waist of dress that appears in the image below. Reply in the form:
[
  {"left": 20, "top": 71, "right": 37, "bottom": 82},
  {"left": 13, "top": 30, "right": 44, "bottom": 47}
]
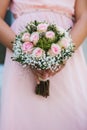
[{"left": 11, "top": 4, "right": 75, "bottom": 20}]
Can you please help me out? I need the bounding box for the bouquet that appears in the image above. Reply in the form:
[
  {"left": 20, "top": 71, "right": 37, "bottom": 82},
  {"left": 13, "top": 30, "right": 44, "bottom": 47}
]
[{"left": 12, "top": 20, "right": 75, "bottom": 98}]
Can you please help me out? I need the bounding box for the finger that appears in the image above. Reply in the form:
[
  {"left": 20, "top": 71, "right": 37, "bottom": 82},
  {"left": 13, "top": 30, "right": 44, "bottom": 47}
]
[
  {"left": 50, "top": 65, "right": 65, "bottom": 76},
  {"left": 36, "top": 69, "right": 49, "bottom": 79},
  {"left": 32, "top": 69, "right": 45, "bottom": 78},
  {"left": 32, "top": 69, "right": 48, "bottom": 81},
  {"left": 33, "top": 69, "right": 50, "bottom": 79},
  {"left": 41, "top": 69, "right": 51, "bottom": 78},
  {"left": 34, "top": 75, "right": 40, "bottom": 84},
  {"left": 31, "top": 69, "right": 40, "bottom": 84}
]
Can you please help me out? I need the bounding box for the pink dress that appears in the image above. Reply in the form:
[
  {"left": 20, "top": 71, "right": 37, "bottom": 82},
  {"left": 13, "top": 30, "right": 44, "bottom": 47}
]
[{"left": 1, "top": 0, "right": 87, "bottom": 130}]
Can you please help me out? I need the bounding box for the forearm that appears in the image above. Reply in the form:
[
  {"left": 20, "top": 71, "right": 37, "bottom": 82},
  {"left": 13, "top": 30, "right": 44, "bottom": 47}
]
[
  {"left": 0, "top": 17, "right": 15, "bottom": 51},
  {"left": 70, "top": 14, "right": 87, "bottom": 50}
]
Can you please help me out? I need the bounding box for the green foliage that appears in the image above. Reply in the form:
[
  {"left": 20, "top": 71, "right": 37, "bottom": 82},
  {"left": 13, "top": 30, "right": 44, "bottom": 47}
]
[
  {"left": 36, "top": 37, "right": 53, "bottom": 51},
  {"left": 47, "top": 24, "right": 57, "bottom": 33},
  {"left": 26, "top": 20, "right": 41, "bottom": 34},
  {"left": 26, "top": 24, "right": 37, "bottom": 34}
]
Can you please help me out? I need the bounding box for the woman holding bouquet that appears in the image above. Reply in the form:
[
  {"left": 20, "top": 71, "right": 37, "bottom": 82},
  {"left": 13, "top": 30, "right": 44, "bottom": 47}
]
[{"left": 0, "top": 0, "right": 87, "bottom": 130}]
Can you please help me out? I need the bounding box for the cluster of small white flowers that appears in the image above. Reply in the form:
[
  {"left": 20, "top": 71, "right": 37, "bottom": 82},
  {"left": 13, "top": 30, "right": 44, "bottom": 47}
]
[
  {"left": 13, "top": 40, "right": 22, "bottom": 58},
  {"left": 13, "top": 46, "right": 73, "bottom": 71}
]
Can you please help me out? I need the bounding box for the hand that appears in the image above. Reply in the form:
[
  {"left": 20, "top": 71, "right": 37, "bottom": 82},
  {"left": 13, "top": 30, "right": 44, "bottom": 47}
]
[
  {"left": 48, "top": 64, "right": 65, "bottom": 77},
  {"left": 31, "top": 68, "right": 49, "bottom": 84},
  {"left": 31, "top": 64, "right": 65, "bottom": 84}
]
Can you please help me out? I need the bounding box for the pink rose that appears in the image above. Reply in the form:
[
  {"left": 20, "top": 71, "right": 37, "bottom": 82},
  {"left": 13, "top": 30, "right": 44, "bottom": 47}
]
[
  {"left": 30, "top": 32, "right": 39, "bottom": 45},
  {"left": 37, "top": 23, "right": 48, "bottom": 32},
  {"left": 46, "top": 31, "right": 55, "bottom": 39},
  {"left": 33, "top": 47, "right": 43, "bottom": 58},
  {"left": 21, "top": 42, "right": 33, "bottom": 53},
  {"left": 22, "top": 33, "right": 30, "bottom": 42},
  {"left": 58, "top": 37, "right": 70, "bottom": 48},
  {"left": 48, "top": 43, "right": 61, "bottom": 56}
]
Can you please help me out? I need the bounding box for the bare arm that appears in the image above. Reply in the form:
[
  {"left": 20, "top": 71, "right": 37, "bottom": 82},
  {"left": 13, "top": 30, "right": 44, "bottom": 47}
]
[
  {"left": 0, "top": 0, "right": 15, "bottom": 50},
  {"left": 45, "top": 0, "right": 87, "bottom": 79},
  {"left": 70, "top": 0, "right": 87, "bottom": 49}
]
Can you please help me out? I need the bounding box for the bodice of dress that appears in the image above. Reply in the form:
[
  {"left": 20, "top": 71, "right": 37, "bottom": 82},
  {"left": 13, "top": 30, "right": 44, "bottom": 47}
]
[{"left": 10, "top": 0, "right": 76, "bottom": 19}]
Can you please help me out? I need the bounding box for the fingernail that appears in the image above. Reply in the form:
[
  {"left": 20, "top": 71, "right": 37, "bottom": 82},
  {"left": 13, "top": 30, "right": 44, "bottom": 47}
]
[
  {"left": 37, "top": 82, "right": 39, "bottom": 85},
  {"left": 37, "top": 81, "right": 40, "bottom": 84}
]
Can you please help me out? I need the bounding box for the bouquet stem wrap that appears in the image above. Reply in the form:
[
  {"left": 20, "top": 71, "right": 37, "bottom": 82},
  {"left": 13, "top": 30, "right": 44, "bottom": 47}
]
[{"left": 35, "top": 80, "right": 50, "bottom": 98}]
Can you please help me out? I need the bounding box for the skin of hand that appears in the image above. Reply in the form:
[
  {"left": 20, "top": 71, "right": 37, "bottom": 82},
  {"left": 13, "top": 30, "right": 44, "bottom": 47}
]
[
  {"left": 31, "top": 64, "right": 65, "bottom": 84},
  {"left": 0, "top": 0, "right": 87, "bottom": 83}
]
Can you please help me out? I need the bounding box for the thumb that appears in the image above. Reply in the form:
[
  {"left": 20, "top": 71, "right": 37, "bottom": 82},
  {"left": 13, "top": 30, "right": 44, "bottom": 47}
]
[{"left": 34, "top": 75, "right": 40, "bottom": 84}]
